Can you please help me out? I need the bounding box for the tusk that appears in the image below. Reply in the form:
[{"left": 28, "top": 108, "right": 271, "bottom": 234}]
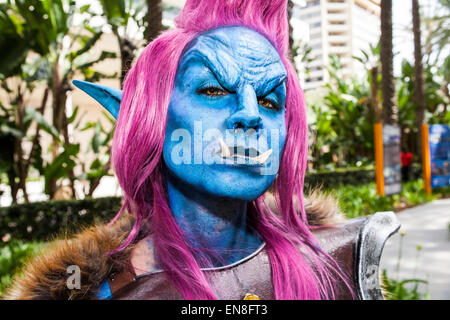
[
  {"left": 218, "top": 138, "right": 231, "bottom": 157},
  {"left": 254, "top": 149, "right": 272, "bottom": 164}
]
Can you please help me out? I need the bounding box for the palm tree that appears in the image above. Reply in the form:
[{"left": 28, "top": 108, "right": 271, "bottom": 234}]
[
  {"left": 422, "top": 0, "right": 450, "bottom": 66},
  {"left": 412, "top": 0, "right": 426, "bottom": 163},
  {"left": 145, "top": 0, "right": 163, "bottom": 43},
  {"left": 99, "top": 0, "right": 164, "bottom": 86},
  {"left": 380, "top": 0, "right": 398, "bottom": 125}
]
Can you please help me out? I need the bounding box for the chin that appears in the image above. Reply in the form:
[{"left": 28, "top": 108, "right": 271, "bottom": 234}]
[{"left": 171, "top": 164, "right": 276, "bottom": 201}]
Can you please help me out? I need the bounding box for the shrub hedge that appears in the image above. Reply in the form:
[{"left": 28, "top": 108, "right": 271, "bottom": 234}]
[
  {"left": 0, "top": 197, "right": 121, "bottom": 243},
  {"left": 304, "top": 165, "right": 422, "bottom": 189}
]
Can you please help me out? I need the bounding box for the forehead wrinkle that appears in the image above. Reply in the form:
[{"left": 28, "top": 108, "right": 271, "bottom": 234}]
[
  {"left": 206, "top": 32, "right": 287, "bottom": 96},
  {"left": 179, "top": 29, "right": 287, "bottom": 95},
  {"left": 178, "top": 39, "right": 240, "bottom": 90}
]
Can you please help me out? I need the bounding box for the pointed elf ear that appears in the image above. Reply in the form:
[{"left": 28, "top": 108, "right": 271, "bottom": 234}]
[{"left": 72, "top": 80, "right": 122, "bottom": 119}]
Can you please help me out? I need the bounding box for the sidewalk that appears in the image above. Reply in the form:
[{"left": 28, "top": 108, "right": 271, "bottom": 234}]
[{"left": 379, "top": 198, "right": 450, "bottom": 300}]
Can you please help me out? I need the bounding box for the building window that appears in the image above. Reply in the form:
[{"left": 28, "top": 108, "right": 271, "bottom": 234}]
[
  {"left": 300, "top": 11, "right": 321, "bottom": 20},
  {"left": 306, "top": 1, "right": 320, "bottom": 8},
  {"left": 305, "top": 76, "right": 324, "bottom": 83}
]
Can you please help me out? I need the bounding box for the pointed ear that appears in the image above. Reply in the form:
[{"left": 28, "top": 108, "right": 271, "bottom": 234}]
[{"left": 72, "top": 80, "right": 122, "bottom": 119}]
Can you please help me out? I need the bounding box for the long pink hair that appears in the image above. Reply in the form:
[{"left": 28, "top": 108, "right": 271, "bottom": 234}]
[{"left": 111, "top": 0, "right": 352, "bottom": 299}]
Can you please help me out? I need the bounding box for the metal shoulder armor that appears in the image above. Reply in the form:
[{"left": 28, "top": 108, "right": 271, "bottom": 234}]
[{"left": 354, "top": 211, "right": 400, "bottom": 299}]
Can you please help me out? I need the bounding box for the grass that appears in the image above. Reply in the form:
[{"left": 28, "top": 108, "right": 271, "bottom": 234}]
[
  {"left": 0, "top": 240, "right": 45, "bottom": 297},
  {"left": 328, "top": 179, "right": 450, "bottom": 219}
]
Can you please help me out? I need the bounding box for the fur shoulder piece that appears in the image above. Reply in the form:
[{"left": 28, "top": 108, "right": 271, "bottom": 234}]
[
  {"left": 3, "top": 215, "right": 135, "bottom": 300},
  {"left": 3, "top": 190, "right": 343, "bottom": 300},
  {"left": 303, "top": 189, "right": 346, "bottom": 226},
  {"left": 264, "top": 189, "right": 346, "bottom": 226}
]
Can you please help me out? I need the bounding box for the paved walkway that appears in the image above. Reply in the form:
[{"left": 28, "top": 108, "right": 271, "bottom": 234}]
[{"left": 380, "top": 198, "right": 450, "bottom": 300}]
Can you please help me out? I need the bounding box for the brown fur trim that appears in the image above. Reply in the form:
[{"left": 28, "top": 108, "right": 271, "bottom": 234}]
[
  {"left": 264, "top": 188, "right": 345, "bottom": 226},
  {"left": 303, "top": 189, "right": 346, "bottom": 226},
  {"left": 3, "top": 215, "right": 135, "bottom": 300}
]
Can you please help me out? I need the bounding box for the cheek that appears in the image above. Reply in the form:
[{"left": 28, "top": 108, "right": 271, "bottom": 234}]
[
  {"left": 279, "top": 117, "right": 287, "bottom": 150},
  {"left": 166, "top": 90, "right": 194, "bottom": 127},
  {"left": 264, "top": 111, "right": 287, "bottom": 149}
]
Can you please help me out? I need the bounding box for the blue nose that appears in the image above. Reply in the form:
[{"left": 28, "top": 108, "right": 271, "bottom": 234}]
[{"left": 226, "top": 84, "right": 262, "bottom": 131}]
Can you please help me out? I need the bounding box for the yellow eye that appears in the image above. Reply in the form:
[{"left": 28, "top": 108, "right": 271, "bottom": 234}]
[
  {"left": 198, "top": 87, "right": 228, "bottom": 97},
  {"left": 258, "top": 98, "right": 278, "bottom": 110}
]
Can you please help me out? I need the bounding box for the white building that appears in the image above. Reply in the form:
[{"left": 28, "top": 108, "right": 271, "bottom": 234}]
[{"left": 293, "top": 0, "right": 381, "bottom": 91}]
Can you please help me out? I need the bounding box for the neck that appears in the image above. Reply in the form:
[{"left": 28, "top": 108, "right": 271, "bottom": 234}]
[{"left": 165, "top": 173, "right": 263, "bottom": 267}]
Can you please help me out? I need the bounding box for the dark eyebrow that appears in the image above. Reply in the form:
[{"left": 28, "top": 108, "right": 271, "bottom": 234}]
[
  {"left": 260, "top": 76, "right": 287, "bottom": 97},
  {"left": 179, "top": 46, "right": 287, "bottom": 95},
  {"left": 178, "top": 48, "right": 237, "bottom": 91}
]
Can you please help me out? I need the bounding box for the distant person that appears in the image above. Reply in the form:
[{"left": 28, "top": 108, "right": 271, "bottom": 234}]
[{"left": 400, "top": 148, "right": 413, "bottom": 182}]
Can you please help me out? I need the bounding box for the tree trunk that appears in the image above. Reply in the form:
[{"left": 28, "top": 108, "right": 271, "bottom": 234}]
[
  {"left": 25, "top": 87, "right": 49, "bottom": 175},
  {"left": 14, "top": 86, "right": 29, "bottom": 203},
  {"left": 371, "top": 67, "right": 381, "bottom": 123},
  {"left": 412, "top": 0, "right": 426, "bottom": 163},
  {"left": 7, "top": 168, "right": 18, "bottom": 204},
  {"left": 50, "top": 62, "right": 75, "bottom": 198},
  {"left": 380, "top": 0, "right": 398, "bottom": 125},
  {"left": 145, "top": 0, "right": 163, "bottom": 44},
  {"left": 119, "top": 37, "right": 137, "bottom": 88}
]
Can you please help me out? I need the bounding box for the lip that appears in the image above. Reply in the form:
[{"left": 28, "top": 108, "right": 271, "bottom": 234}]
[{"left": 217, "top": 138, "right": 272, "bottom": 167}]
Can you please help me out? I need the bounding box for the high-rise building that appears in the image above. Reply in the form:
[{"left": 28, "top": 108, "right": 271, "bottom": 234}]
[{"left": 292, "top": 0, "right": 381, "bottom": 91}]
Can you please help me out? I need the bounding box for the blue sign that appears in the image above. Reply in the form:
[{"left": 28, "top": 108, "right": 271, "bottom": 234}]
[
  {"left": 383, "top": 125, "right": 401, "bottom": 195},
  {"left": 429, "top": 124, "right": 450, "bottom": 188}
]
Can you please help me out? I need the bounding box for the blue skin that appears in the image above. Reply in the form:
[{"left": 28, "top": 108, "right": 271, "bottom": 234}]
[
  {"left": 163, "top": 26, "right": 287, "bottom": 266},
  {"left": 72, "top": 80, "right": 122, "bottom": 119},
  {"left": 81, "top": 26, "right": 288, "bottom": 298}
]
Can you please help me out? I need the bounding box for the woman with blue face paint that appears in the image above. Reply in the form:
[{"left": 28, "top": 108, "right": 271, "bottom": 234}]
[{"left": 4, "top": 0, "right": 399, "bottom": 300}]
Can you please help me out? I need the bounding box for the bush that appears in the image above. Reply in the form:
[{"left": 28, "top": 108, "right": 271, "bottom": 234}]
[
  {"left": 0, "top": 240, "right": 45, "bottom": 297},
  {"left": 382, "top": 269, "right": 429, "bottom": 300},
  {"left": 330, "top": 179, "right": 446, "bottom": 219},
  {"left": 305, "top": 164, "right": 422, "bottom": 189},
  {"left": 0, "top": 197, "right": 121, "bottom": 243}
]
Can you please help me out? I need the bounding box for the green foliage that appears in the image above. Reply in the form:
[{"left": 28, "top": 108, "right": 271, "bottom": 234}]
[
  {"left": 382, "top": 269, "right": 429, "bottom": 300},
  {"left": 43, "top": 143, "right": 80, "bottom": 194},
  {"left": 0, "top": 197, "right": 121, "bottom": 242},
  {"left": 308, "top": 54, "right": 375, "bottom": 169},
  {"left": 305, "top": 165, "right": 422, "bottom": 190},
  {"left": 330, "top": 179, "right": 440, "bottom": 219},
  {"left": 98, "top": 0, "right": 147, "bottom": 32},
  {"left": 23, "top": 106, "right": 59, "bottom": 141},
  {"left": 0, "top": 240, "right": 45, "bottom": 297},
  {"left": 306, "top": 168, "right": 375, "bottom": 189},
  {"left": 0, "top": 3, "right": 33, "bottom": 78},
  {"left": 398, "top": 59, "right": 448, "bottom": 131},
  {"left": 78, "top": 111, "right": 116, "bottom": 195},
  {"left": 0, "top": 1, "right": 119, "bottom": 202},
  {"left": 0, "top": 103, "right": 19, "bottom": 177},
  {"left": 308, "top": 34, "right": 449, "bottom": 170}
]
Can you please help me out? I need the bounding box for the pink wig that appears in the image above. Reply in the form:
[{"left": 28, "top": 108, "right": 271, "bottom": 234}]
[{"left": 111, "top": 0, "right": 352, "bottom": 299}]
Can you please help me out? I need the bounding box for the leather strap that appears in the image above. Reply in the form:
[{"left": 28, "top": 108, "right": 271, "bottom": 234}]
[{"left": 108, "top": 268, "right": 136, "bottom": 295}]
